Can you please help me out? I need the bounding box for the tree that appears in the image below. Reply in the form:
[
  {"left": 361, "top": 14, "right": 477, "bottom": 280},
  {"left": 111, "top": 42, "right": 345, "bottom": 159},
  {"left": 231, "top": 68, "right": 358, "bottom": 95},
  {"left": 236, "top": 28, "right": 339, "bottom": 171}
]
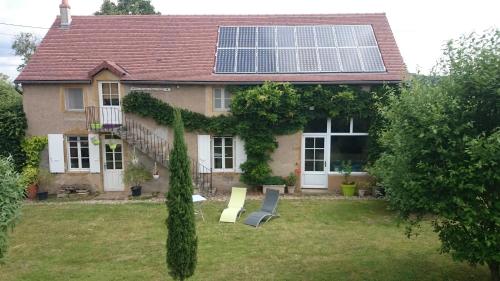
[
  {"left": 11, "top": 32, "right": 39, "bottom": 71},
  {"left": 0, "top": 156, "right": 25, "bottom": 260},
  {"left": 0, "top": 73, "right": 9, "bottom": 82},
  {"left": 95, "top": 0, "right": 160, "bottom": 15},
  {"left": 372, "top": 29, "right": 499, "bottom": 281},
  {"left": 0, "top": 81, "right": 27, "bottom": 171},
  {"left": 166, "top": 109, "right": 197, "bottom": 280}
]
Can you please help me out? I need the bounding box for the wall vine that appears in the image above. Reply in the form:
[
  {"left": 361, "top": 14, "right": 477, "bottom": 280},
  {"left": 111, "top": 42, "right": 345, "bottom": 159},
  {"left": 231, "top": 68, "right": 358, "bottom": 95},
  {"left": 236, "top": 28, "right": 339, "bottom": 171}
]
[{"left": 123, "top": 82, "right": 395, "bottom": 186}]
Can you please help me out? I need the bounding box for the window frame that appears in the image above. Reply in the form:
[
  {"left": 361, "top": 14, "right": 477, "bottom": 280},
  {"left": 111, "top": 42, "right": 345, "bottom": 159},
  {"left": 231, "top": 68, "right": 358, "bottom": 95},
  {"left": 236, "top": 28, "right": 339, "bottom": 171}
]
[
  {"left": 64, "top": 87, "right": 85, "bottom": 112},
  {"left": 98, "top": 81, "right": 121, "bottom": 107},
  {"left": 211, "top": 136, "right": 234, "bottom": 172},
  {"left": 329, "top": 117, "right": 368, "bottom": 174},
  {"left": 66, "top": 136, "right": 90, "bottom": 172},
  {"left": 213, "top": 88, "right": 232, "bottom": 112}
]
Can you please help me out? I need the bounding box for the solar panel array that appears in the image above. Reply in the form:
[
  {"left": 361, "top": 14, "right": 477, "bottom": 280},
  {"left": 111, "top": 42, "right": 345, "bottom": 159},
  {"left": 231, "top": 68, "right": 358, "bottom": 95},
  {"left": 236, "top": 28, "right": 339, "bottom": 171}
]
[{"left": 215, "top": 25, "right": 386, "bottom": 74}]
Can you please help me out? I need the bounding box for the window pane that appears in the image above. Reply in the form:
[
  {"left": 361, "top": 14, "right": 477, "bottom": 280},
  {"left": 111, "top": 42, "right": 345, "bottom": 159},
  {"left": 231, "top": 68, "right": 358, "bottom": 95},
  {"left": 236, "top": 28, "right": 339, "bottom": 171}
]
[
  {"left": 81, "top": 158, "right": 90, "bottom": 168},
  {"left": 68, "top": 136, "right": 78, "bottom": 142},
  {"left": 214, "top": 138, "right": 222, "bottom": 146},
  {"left": 224, "top": 137, "right": 233, "bottom": 147},
  {"left": 305, "top": 149, "right": 314, "bottom": 160},
  {"left": 315, "top": 138, "right": 324, "bottom": 148},
  {"left": 315, "top": 160, "right": 324, "bottom": 171},
  {"left": 238, "top": 27, "right": 256, "bottom": 48},
  {"left": 65, "top": 88, "right": 84, "bottom": 110},
  {"left": 225, "top": 147, "right": 233, "bottom": 157},
  {"left": 110, "top": 83, "right": 119, "bottom": 95},
  {"left": 214, "top": 147, "right": 222, "bottom": 157},
  {"left": 353, "top": 118, "right": 370, "bottom": 133},
  {"left": 102, "top": 83, "right": 110, "bottom": 96},
  {"left": 214, "top": 158, "right": 223, "bottom": 169},
  {"left": 214, "top": 98, "right": 222, "bottom": 109},
  {"left": 305, "top": 138, "right": 314, "bottom": 148},
  {"left": 224, "top": 98, "right": 232, "bottom": 109},
  {"left": 70, "top": 147, "right": 78, "bottom": 157},
  {"left": 331, "top": 117, "right": 350, "bottom": 133},
  {"left": 330, "top": 136, "right": 368, "bottom": 172},
  {"left": 315, "top": 149, "right": 324, "bottom": 161},
  {"left": 225, "top": 158, "right": 233, "bottom": 169},
  {"left": 106, "top": 161, "right": 114, "bottom": 170},
  {"left": 214, "top": 88, "right": 222, "bottom": 99},
  {"left": 81, "top": 147, "right": 89, "bottom": 158},
  {"left": 115, "top": 162, "right": 122, "bottom": 170},
  {"left": 304, "top": 160, "right": 314, "bottom": 171},
  {"left": 236, "top": 49, "right": 256, "bottom": 72},
  {"left": 70, "top": 158, "right": 79, "bottom": 169},
  {"left": 106, "top": 153, "right": 113, "bottom": 162},
  {"left": 304, "top": 118, "right": 327, "bottom": 133}
]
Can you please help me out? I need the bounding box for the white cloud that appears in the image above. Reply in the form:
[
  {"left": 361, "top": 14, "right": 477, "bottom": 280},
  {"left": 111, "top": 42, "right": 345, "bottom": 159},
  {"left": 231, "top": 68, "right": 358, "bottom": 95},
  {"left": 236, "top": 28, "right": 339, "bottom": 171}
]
[{"left": 0, "top": 0, "right": 498, "bottom": 80}]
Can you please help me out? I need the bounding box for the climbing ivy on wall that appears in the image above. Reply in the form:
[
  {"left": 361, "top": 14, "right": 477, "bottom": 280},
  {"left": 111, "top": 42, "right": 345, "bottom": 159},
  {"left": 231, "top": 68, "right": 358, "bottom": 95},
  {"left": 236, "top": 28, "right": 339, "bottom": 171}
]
[{"left": 123, "top": 82, "right": 396, "bottom": 186}]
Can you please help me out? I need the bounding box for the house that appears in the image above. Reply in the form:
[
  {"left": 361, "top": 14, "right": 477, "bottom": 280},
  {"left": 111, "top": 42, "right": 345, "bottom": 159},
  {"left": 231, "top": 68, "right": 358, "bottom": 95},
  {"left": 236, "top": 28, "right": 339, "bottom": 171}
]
[{"left": 15, "top": 0, "right": 406, "bottom": 194}]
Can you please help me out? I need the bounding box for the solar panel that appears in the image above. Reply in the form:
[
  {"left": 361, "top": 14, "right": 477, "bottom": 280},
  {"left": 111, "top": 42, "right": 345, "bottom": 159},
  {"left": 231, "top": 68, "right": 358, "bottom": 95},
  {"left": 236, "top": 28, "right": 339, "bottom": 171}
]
[{"left": 215, "top": 25, "right": 385, "bottom": 74}]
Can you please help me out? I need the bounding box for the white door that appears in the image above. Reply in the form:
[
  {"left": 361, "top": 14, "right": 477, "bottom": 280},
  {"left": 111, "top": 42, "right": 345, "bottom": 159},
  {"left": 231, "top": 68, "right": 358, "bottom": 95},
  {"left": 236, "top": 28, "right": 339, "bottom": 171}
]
[
  {"left": 98, "top": 82, "right": 122, "bottom": 125},
  {"left": 301, "top": 136, "right": 328, "bottom": 188},
  {"left": 103, "top": 139, "right": 124, "bottom": 191}
]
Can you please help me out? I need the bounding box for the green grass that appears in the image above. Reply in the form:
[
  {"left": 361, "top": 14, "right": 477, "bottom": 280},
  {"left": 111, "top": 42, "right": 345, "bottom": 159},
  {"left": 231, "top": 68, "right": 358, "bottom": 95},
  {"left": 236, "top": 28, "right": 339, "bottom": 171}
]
[{"left": 0, "top": 200, "right": 488, "bottom": 281}]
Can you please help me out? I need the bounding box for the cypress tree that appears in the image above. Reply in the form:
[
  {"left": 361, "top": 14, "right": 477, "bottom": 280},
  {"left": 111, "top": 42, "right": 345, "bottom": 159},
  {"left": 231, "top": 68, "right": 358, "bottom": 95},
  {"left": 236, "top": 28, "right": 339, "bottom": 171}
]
[{"left": 166, "top": 109, "right": 197, "bottom": 280}]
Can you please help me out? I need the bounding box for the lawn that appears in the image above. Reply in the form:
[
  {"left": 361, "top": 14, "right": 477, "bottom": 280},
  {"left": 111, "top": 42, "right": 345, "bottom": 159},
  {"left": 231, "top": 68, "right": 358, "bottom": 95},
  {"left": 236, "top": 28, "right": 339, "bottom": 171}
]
[{"left": 0, "top": 199, "right": 489, "bottom": 281}]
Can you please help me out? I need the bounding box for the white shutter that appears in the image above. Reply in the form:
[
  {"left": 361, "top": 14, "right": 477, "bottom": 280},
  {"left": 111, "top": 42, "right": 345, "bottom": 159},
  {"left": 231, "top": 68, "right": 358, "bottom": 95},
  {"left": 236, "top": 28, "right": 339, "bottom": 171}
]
[
  {"left": 48, "top": 134, "right": 65, "bottom": 173},
  {"left": 235, "top": 136, "right": 247, "bottom": 173},
  {"left": 88, "top": 133, "right": 101, "bottom": 173},
  {"left": 197, "top": 135, "right": 211, "bottom": 173}
]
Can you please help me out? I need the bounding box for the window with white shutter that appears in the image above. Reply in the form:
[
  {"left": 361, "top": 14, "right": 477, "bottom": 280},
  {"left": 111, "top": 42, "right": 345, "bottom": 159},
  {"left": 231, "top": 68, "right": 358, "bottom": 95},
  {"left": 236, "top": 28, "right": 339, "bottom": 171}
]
[{"left": 48, "top": 134, "right": 65, "bottom": 173}]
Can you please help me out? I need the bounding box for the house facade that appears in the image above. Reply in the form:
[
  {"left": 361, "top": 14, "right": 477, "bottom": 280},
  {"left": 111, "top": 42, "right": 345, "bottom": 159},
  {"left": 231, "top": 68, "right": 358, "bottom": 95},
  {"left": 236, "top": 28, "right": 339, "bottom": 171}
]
[{"left": 16, "top": 1, "right": 406, "bottom": 194}]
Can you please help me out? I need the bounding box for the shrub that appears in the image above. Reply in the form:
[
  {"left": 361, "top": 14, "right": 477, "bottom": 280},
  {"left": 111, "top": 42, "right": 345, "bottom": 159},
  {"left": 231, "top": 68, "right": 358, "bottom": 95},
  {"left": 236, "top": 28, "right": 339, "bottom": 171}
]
[{"left": 123, "top": 163, "right": 152, "bottom": 187}]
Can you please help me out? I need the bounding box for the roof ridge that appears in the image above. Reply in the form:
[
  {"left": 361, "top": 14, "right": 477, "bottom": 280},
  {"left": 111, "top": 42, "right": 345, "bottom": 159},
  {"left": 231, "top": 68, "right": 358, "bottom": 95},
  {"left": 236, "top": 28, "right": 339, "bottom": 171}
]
[{"left": 70, "top": 13, "right": 387, "bottom": 18}]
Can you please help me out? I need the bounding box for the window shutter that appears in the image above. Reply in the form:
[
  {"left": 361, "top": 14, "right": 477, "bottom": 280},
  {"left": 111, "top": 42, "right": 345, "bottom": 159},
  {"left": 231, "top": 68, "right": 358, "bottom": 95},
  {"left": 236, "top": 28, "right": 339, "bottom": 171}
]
[
  {"left": 48, "top": 134, "right": 65, "bottom": 173},
  {"left": 88, "top": 133, "right": 101, "bottom": 173},
  {"left": 197, "top": 135, "right": 211, "bottom": 173},
  {"left": 235, "top": 136, "right": 247, "bottom": 173}
]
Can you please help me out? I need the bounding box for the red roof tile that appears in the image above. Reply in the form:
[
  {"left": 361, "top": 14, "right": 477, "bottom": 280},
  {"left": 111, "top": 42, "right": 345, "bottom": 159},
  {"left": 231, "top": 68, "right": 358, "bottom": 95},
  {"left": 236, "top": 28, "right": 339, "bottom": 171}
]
[{"left": 15, "top": 14, "right": 406, "bottom": 84}]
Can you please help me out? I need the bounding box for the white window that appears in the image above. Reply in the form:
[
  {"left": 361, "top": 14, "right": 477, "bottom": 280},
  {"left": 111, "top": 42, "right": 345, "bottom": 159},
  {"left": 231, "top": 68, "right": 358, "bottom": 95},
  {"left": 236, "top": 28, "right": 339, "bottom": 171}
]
[
  {"left": 303, "top": 117, "right": 369, "bottom": 172},
  {"left": 67, "top": 136, "right": 90, "bottom": 171},
  {"left": 213, "top": 88, "right": 232, "bottom": 111},
  {"left": 65, "top": 88, "right": 84, "bottom": 111},
  {"left": 212, "top": 136, "right": 234, "bottom": 171},
  {"left": 101, "top": 82, "right": 120, "bottom": 106}
]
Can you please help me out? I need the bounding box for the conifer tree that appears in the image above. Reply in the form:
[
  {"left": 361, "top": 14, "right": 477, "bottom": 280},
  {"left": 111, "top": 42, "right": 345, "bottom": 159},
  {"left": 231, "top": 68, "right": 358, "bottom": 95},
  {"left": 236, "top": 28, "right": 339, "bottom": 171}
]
[{"left": 166, "top": 109, "right": 197, "bottom": 280}]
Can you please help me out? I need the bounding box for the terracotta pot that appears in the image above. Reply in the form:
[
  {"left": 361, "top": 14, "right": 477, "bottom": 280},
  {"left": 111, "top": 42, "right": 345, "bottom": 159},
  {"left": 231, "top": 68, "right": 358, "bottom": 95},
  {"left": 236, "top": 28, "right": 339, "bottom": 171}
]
[{"left": 26, "top": 184, "right": 38, "bottom": 200}]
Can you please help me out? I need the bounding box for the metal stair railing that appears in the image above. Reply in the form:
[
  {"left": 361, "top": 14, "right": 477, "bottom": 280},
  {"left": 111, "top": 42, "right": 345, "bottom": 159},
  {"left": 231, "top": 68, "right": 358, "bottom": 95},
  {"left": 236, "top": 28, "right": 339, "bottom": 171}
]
[{"left": 85, "top": 106, "right": 213, "bottom": 195}]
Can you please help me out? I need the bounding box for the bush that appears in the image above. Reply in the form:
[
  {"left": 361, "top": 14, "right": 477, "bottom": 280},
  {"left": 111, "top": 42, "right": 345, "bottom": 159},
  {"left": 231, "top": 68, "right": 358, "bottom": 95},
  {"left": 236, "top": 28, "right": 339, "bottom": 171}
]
[
  {"left": 264, "top": 176, "right": 285, "bottom": 185},
  {"left": 0, "top": 156, "right": 25, "bottom": 260},
  {"left": 123, "top": 163, "right": 152, "bottom": 187}
]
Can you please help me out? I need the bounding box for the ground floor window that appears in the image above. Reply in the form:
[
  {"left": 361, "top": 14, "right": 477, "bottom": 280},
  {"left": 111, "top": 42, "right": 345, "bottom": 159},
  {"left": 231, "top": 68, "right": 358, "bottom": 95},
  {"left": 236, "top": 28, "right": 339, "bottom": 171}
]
[
  {"left": 67, "top": 136, "right": 89, "bottom": 171},
  {"left": 304, "top": 117, "right": 369, "bottom": 172},
  {"left": 212, "top": 136, "right": 233, "bottom": 171}
]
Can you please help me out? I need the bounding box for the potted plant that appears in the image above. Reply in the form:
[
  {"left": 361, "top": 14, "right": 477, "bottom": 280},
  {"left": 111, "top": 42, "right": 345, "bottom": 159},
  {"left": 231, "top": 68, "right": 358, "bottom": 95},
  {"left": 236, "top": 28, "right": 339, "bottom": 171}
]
[
  {"left": 152, "top": 162, "right": 160, "bottom": 179},
  {"left": 284, "top": 172, "right": 297, "bottom": 195},
  {"left": 36, "top": 168, "right": 54, "bottom": 200},
  {"left": 263, "top": 176, "right": 285, "bottom": 195},
  {"left": 340, "top": 161, "right": 356, "bottom": 197},
  {"left": 124, "top": 162, "right": 153, "bottom": 197},
  {"left": 21, "top": 166, "right": 39, "bottom": 200},
  {"left": 90, "top": 122, "right": 102, "bottom": 130},
  {"left": 91, "top": 136, "right": 100, "bottom": 145}
]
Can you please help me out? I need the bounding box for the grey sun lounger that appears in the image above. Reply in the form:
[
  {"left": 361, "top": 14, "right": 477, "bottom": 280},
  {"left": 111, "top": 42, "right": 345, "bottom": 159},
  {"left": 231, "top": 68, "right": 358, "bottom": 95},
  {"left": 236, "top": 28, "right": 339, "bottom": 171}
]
[{"left": 244, "top": 189, "right": 280, "bottom": 227}]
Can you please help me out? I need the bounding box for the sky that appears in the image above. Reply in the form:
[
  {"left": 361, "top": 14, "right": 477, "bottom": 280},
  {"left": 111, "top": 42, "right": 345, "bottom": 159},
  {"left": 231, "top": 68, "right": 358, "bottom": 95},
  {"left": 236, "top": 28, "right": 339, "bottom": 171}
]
[{"left": 0, "top": 0, "right": 499, "bottom": 81}]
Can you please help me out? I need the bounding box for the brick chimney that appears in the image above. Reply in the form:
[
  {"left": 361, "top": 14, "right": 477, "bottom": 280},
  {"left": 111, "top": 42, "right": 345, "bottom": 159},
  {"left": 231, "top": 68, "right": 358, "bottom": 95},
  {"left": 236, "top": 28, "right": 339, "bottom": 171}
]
[{"left": 59, "top": 0, "right": 71, "bottom": 27}]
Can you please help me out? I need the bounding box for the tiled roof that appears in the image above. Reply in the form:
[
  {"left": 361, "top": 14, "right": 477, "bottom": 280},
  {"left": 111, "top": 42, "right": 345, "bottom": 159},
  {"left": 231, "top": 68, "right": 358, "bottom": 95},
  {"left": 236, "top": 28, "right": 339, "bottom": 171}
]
[{"left": 15, "top": 14, "right": 406, "bottom": 84}]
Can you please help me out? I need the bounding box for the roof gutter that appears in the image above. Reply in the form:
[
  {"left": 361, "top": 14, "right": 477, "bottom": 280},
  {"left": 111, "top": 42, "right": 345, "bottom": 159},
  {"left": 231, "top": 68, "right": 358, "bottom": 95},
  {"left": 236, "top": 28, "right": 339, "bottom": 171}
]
[
  {"left": 14, "top": 80, "right": 92, "bottom": 85},
  {"left": 120, "top": 80, "right": 402, "bottom": 85}
]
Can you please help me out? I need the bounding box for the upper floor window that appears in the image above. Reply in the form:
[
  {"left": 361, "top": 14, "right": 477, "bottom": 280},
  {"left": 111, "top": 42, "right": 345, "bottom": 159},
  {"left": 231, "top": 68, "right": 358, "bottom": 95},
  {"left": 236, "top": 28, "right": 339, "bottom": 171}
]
[
  {"left": 67, "top": 136, "right": 89, "bottom": 171},
  {"left": 100, "top": 82, "right": 120, "bottom": 106},
  {"left": 213, "top": 88, "right": 232, "bottom": 111},
  {"left": 65, "top": 88, "right": 84, "bottom": 111}
]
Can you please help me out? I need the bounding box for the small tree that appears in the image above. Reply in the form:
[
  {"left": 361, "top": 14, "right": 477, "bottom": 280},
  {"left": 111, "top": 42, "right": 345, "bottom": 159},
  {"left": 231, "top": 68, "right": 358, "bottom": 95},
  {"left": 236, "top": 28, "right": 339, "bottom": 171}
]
[
  {"left": 166, "top": 109, "right": 197, "bottom": 280},
  {"left": 373, "top": 29, "right": 499, "bottom": 281},
  {"left": 0, "top": 156, "right": 25, "bottom": 260},
  {"left": 11, "top": 32, "right": 39, "bottom": 71},
  {"left": 95, "top": 0, "right": 160, "bottom": 15}
]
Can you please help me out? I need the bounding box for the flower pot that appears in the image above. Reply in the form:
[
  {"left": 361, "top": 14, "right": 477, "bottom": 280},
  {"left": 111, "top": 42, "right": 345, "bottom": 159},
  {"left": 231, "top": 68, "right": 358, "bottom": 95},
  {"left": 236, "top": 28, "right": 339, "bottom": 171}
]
[
  {"left": 90, "top": 123, "right": 102, "bottom": 130},
  {"left": 91, "top": 137, "right": 100, "bottom": 145},
  {"left": 341, "top": 183, "right": 356, "bottom": 197},
  {"left": 131, "top": 186, "right": 142, "bottom": 197},
  {"left": 358, "top": 189, "right": 366, "bottom": 197},
  {"left": 287, "top": 185, "right": 295, "bottom": 195},
  {"left": 263, "top": 184, "right": 285, "bottom": 195},
  {"left": 26, "top": 184, "right": 38, "bottom": 200},
  {"left": 37, "top": 191, "right": 48, "bottom": 201},
  {"left": 153, "top": 174, "right": 160, "bottom": 180}
]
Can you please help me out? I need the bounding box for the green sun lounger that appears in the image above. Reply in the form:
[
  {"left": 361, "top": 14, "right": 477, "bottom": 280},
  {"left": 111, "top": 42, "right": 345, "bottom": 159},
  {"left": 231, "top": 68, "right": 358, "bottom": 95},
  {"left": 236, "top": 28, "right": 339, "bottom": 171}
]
[{"left": 219, "top": 187, "right": 247, "bottom": 223}]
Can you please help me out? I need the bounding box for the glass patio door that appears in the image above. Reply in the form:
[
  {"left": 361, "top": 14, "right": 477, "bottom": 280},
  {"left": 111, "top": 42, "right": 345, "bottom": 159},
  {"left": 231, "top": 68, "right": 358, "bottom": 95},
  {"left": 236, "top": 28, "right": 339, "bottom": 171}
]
[{"left": 301, "top": 136, "right": 328, "bottom": 188}]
